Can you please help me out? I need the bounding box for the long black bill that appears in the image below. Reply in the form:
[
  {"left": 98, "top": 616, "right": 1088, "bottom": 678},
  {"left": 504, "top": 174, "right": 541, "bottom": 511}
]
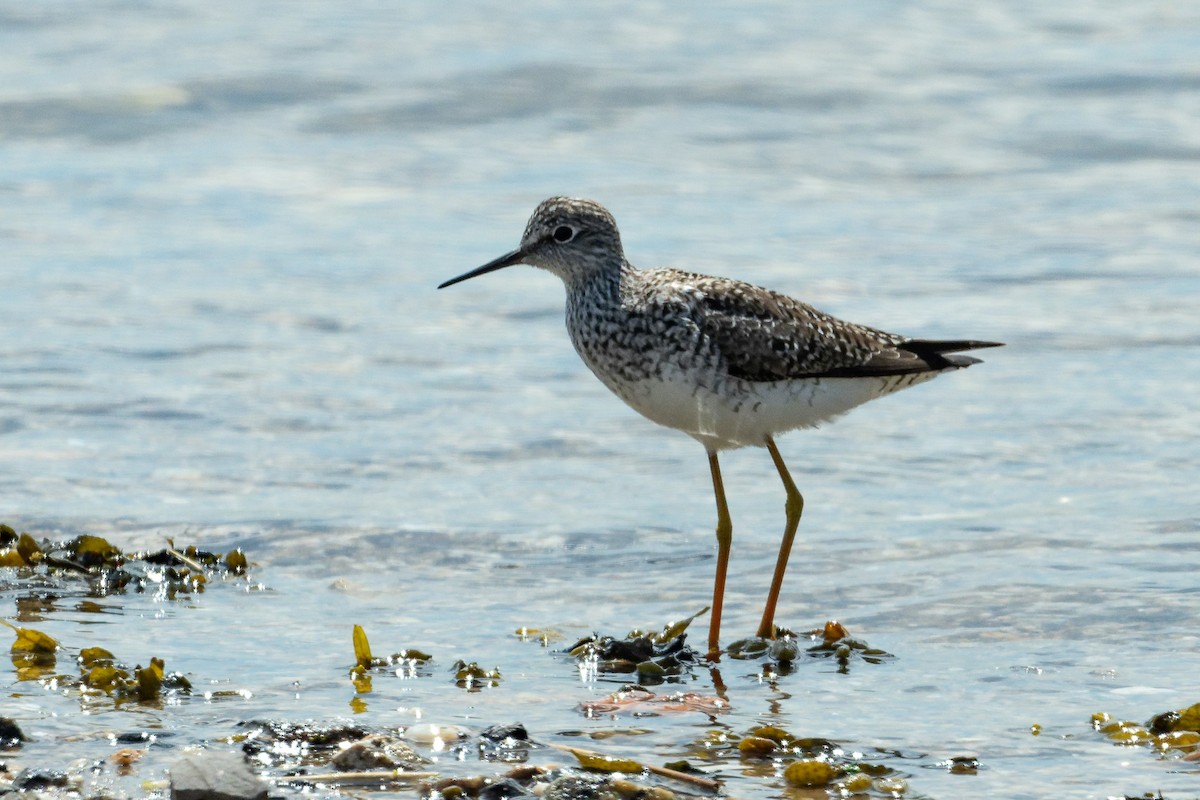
[{"left": 437, "top": 248, "right": 528, "bottom": 289}]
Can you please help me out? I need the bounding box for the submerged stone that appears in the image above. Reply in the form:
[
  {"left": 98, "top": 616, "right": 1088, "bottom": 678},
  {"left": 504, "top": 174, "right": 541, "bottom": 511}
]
[
  {"left": 478, "top": 777, "right": 532, "bottom": 800},
  {"left": 330, "top": 733, "right": 428, "bottom": 771},
  {"left": 542, "top": 775, "right": 609, "bottom": 800},
  {"left": 170, "top": 750, "right": 267, "bottom": 800},
  {"left": 12, "top": 768, "right": 71, "bottom": 791},
  {"left": 480, "top": 722, "right": 529, "bottom": 742}
]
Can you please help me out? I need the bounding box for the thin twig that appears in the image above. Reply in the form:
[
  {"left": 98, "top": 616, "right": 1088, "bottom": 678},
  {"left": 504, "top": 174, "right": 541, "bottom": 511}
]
[
  {"left": 286, "top": 770, "right": 438, "bottom": 785},
  {"left": 550, "top": 743, "right": 721, "bottom": 791},
  {"left": 165, "top": 546, "right": 206, "bottom": 573}
]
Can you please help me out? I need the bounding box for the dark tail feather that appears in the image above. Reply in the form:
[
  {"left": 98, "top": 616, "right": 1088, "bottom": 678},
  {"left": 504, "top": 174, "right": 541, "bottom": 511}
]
[
  {"left": 903, "top": 339, "right": 1004, "bottom": 370},
  {"left": 905, "top": 339, "right": 1005, "bottom": 354}
]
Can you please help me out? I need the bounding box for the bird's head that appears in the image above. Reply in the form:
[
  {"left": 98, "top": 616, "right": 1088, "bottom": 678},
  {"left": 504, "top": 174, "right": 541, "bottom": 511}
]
[{"left": 438, "top": 197, "right": 625, "bottom": 289}]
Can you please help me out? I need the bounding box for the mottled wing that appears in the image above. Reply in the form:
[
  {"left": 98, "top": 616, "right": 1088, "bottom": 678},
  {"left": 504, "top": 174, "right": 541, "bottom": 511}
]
[{"left": 648, "top": 270, "right": 999, "bottom": 382}]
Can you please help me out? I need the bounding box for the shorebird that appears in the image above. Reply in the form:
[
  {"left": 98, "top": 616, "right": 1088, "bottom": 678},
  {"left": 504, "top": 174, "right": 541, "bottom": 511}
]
[{"left": 439, "top": 197, "right": 1001, "bottom": 658}]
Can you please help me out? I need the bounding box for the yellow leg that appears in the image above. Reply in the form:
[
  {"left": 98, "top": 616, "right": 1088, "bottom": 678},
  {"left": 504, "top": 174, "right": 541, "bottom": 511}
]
[
  {"left": 757, "top": 436, "right": 804, "bottom": 639},
  {"left": 707, "top": 450, "right": 733, "bottom": 659}
]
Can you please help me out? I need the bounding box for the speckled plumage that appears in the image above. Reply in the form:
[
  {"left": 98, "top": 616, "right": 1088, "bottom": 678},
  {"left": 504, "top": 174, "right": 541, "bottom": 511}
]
[{"left": 439, "top": 196, "right": 1002, "bottom": 655}]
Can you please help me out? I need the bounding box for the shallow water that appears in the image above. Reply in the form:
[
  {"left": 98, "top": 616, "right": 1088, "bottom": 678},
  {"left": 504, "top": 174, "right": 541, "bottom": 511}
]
[{"left": 2, "top": 2, "right": 1199, "bottom": 798}]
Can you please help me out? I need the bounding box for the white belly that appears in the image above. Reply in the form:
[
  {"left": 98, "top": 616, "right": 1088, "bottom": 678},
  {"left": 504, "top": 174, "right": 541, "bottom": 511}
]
[{"left": 592, "top": 364, "right": 941, "bottom": 451}]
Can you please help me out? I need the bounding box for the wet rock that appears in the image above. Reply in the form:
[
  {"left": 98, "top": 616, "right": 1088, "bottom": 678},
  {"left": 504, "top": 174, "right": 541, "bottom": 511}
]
[
  {"left": 565, "top": 626, "right": 701, "bottom": 685},
  {"left": 946, "top": 752, "right": 980, "bottom": 774},
  {"left": 239, "top": 719, "right": 370, "bottom": 766},
  {"left": 603, "top": 638, "right": 653, "bottom": 663},
  {"left": 170, "top": 751, "right": 267, "bottom": 800},
  {"left": 479, "top": 777, "right": 531, "bottom": 800},
  {"left": 404, "top": 722, "right": 469, "bottom": 745},
  {"left": 330, "top": 734, "right": 428, "bottom": 771},
  {"left": 542, "top": 774, "right": 609, "bottom": 800},
  {"left": 504, "top": 765, "right": 548, "bottom": 782},
  {"left": 0, "top": 717, "right": 27, "bottom": 749},
  {"left": 480, "top": 723, "right": 529, "bottom": 742},
  {"left": 115, "top": 730, "right": 174, "bottom": 745},
  {"left": 1149, "top": 710, "right": 1180, "bottom": 735},
  {"left": 12, "top": 768, "right": 71, "bottom": 791},
  {"left": 430, "top": 776, "right": 487, "bottom": 798},
  {"left": 478, "top": 723, "right": 532, "bottom": 763}
]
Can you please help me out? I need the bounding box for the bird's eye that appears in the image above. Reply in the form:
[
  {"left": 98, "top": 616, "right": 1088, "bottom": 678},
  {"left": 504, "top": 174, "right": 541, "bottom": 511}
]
[{"left": 552, "top": 225, "right": 575, "bottom": 243}]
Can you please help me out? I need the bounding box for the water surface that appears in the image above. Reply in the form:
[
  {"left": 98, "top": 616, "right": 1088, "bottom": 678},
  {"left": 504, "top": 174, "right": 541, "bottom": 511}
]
[{"left": 2, "top": 3, "right": 1199, "bottom": 798}]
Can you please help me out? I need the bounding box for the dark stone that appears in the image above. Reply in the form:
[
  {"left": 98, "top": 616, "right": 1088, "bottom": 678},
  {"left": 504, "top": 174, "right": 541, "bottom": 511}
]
[
  {"left": 479, "top": 777, "right": 530, "bottom": 800},
  {"left": 601, "top": 637, "right": 653, "bottom": 663},
  {"left": 1148, "top": 711, "right": 1180, "bottom": 735},
  {"left": 116, "top": 730, "right": 174, "bottom": 744},
  {"left": 478, "top": 722, "right": 533, "bottom": 763},
  {"left": 0, "top": 717, "right": 26, "bottom": 749},
  {"left": 480, "top": 723, "right": 529, "bottom": 742},
  {"left": 169, "top": 751, "right": 267, "bottom": 800},
  {"left": 12, "top": 768, "right": 70, "bottom": 790},
  {"left": 542, "top": 775, "right": 606, "bottom": 800},
  {"left": 238, "top": 719, "right": 369, "bottom": 759},
  {"left": 656, "top": 633, "right": 688, "bottom": 657}
]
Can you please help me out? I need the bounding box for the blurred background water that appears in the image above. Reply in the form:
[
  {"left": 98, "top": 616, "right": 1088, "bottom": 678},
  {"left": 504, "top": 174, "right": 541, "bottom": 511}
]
[{"left": 2, "top": 2, "right": 1199, "bottom": 798}]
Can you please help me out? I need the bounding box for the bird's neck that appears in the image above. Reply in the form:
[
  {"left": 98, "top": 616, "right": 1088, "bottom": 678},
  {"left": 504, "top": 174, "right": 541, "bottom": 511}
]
[{"left": 564, "top": 259, "right": 629, "bottom": 307}]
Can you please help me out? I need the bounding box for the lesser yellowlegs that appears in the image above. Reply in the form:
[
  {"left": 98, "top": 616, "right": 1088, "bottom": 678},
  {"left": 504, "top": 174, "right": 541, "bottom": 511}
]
[{"left": 439, "top": 197, "right": 1001, "bottom": 658}]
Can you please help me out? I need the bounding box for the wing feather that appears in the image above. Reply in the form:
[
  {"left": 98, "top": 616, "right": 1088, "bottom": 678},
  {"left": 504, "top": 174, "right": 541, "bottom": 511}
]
[{"left": 635, "top": 270, "right": 1001, "bottom": 383}]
